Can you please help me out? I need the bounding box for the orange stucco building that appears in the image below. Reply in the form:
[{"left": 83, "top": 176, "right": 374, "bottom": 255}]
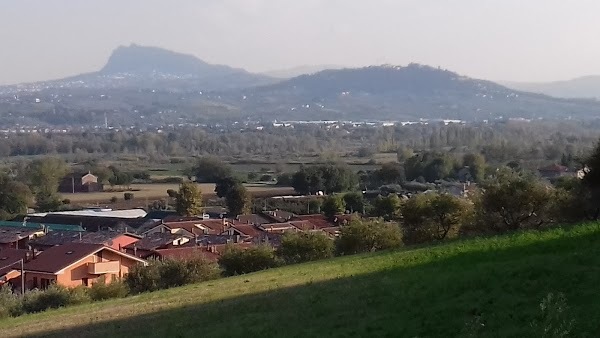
[{"left": 23, "top": 242, "right": 146, "bottom": 289}]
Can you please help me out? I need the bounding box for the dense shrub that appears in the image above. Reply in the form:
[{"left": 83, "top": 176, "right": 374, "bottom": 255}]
[
  {"left": 123, "top": 192, "right": 134, "bottom": 200},
  {"left": 110, "top": 196, "right": 118, "bottom": 203},
  {"left": 0, "top": 285, "right": 23, "bottom": 318},
  {"left": 277, "top": 232, "right": 334, "bottom": 264},
  {"left": 21, "top": 284, "right": 73, "bottom": 313},
  {"left": 335, "top": 219, "right": 403, "bottom": 255},
  {"left": 89, "top": 280, "right": 128, "bottom": 301},
  {"left": 219, "top": 245, "right": 280, "bottom": 276},
  {"left": 125, "top": 256, "right": 219, "bottom": 294}
]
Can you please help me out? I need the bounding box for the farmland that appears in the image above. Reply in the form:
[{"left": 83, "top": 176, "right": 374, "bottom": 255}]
[
  {"left": 2, "top": 223, "right": 600, "bottom": 337},
  {"left": 62, "top": 183, "right": 294, "bottom": 204}
]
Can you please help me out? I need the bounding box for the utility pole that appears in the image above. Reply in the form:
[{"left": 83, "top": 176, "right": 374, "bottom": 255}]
[{"left": 20, "top": 258, "right": 25, "bottom": 296}]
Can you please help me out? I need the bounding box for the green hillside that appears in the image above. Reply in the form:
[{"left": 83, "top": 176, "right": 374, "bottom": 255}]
[{"left": 3, "top": 223, "right": 600, "bottom": 337}]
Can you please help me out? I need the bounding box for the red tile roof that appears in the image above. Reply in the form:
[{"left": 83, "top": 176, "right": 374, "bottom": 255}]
[
  {"left": 229, "top": 224, "right": 264, "bottom": 238},
  {"left": 0, "top": 248, "right": 31, "bottom": 276},
  {"left": 25, "top": 243, "right": 145, "bottom": 274},
  {"left": 292, "top": 215, "right": 336, "bottom": 229}
]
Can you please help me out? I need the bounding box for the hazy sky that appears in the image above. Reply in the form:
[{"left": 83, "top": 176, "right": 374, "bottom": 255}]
[{"left": 1, "top": 0, "right": 600, "bottom": 85}]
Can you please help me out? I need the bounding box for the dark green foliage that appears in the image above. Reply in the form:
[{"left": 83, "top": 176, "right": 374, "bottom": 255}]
[
  {"left": 462, "top": 153, "right": 487, "bottom": 182},
  {"left": 401, "top": 193, "right": 472, "bottom": 244},
  {"left": 343, "top": 192, "right": 364, "bottom": 214},
  {"left": 108, "top": 171, "right": 133, "bottom": 187},
  {"left": 292, "top": 164, "right": 358, "bottom": 195},
  {"left": 192, "top": 157, "right": 233, "bottom": 183},
  {"left": 123, "top": 192, "right": 134, "bottom": 201},
  {"left": 110, "top": 196, "right": 118, "bottom": 203},
  {"left": 219, "top": 245, "right": 279, "bottom": 276},
  {"left": 277, "top": 232, "right": 334, "bottom": 264},
  {"left": 88, "top": 280, "right": 129, "bottom": 301},
  {"left": 276, "top": 172, "right": 294, "bottom": 186},
  {"left": 321, "top": 195, "right": 346, "bottom": 219},
  {"left": 225, "top": 183, "right": 251, "bottom": 216},
  {"left": 371, "top": 194, "right": 402, "bottom": 220},
  {"left": 21, "top": 284, "right": 73, "bottom": 313},
  {"left": 335, "top": 219, "right": 403, "bottom": 255},
  {"left": 474, "top": 168, "right": 552, "bottom": 232},
  {"left": 404, "top": 152, "right": 456, "bottom": 182},
  {"left": 215, "top": 176, "right": 241, "bottom": 198},
  {"left": 374, "top": 162, "right": 406, "bottom": 185},
  {"left": 0, "top": 174, "right": 32, "bottom": 220},
  {"left": 125, "top": 257, "right": 219, "bottom": 294}
]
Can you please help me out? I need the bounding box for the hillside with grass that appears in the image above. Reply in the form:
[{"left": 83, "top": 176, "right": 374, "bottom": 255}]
[{"left": 2, "top": 223, "right": 600, "bottom": 337}]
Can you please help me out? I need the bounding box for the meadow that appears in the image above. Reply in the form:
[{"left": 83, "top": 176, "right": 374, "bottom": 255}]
[{"left": 2, "top": 223, "right": 600, "bottom": 337}]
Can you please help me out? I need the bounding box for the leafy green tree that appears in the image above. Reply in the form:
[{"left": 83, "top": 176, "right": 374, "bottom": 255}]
[
  {"left": 291, "top": 164, "right": 358, "bottom": 195},
  {"left": 474, "top": 168, "right": 552, "bottom": 232},
  {"left": 405, "top": 152, "right": 455, "bottom": 182},
  {"left": 321, "top": 195, "right": 346, "bottom": 219},
  {"left": 215, "top": 176, "right": 241, "bottom": 198},
  {"left": 225, "top": 183, "right": 251, "bottom": 216},
  {"left": 175, "top": 182, "right": 203, "bottom": 216},
  {"left": 192, "top": 157, "right": 233, "bottom": 183},
  {"left": 374, "top": 162, "right": 406, "bottom": 185},
  {"left": 401, "top": 193, "right": 472, "bottom": 244},
  {"left": 0, "top": 175, "right": 32, "bottom": 219},
  {"left": 26, "top": 158, "right": 68, "bottom": 212},
  {"left": 580, "top": 140, "right": 600, "bottom": 219},
  {"left": 343, "top": 192, "right": 365, "bottom": 214},
  {"left": 277, "top": 232, "right": 334, "bottom": 264},
  {"left": 335, "top": 219, "right": 402, "bottom": 255},
  {"left": 371, "top": 194, "right": 402, "bottom": 220}
]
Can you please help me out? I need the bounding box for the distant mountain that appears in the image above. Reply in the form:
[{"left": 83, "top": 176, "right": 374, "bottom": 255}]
[
  {"left": 229, "top": 64, "right": 600, "bottom": 121},
  {"left": 502, "top": 76, "right": 600, "bottom": 99},
  {"left": 262, "top": 65, "right": 345, "bottom": 79}
]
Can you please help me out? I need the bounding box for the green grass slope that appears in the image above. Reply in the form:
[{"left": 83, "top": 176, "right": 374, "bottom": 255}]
[{"left": 3, "top": 223, "right": 600, "bottom": 337}]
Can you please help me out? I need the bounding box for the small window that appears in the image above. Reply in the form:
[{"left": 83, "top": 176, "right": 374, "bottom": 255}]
[{"left": 82, "top": 278, "right": 88, "bottom": 286}]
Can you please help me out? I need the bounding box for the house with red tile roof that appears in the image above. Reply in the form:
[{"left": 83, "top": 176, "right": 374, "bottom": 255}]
[
  {"left": 0, "top": 248, "right": 34, "bottom": 291},
  {"left": 23, "top": 243, "right": 146, "bottom": 289}
]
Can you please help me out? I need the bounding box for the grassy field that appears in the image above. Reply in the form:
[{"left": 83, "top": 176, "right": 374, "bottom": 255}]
[
  {"left": 62, "top": 183, "right": 294, "bottom": 203},
  {"left": 2, "top": 223, "right": 600, "bottom": 337}
]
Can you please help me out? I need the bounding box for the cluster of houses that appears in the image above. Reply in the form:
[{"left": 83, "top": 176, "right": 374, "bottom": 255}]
[{"left": 0, "top": 208, "right": 351, "bottom": 293}]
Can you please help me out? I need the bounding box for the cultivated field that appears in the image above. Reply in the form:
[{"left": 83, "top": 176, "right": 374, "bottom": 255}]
[
  {"left": 2, "top": 223, "right": 600, "bottom": 337},
  {"left": 62, "top": 183, "right": 294, "bottom": 203}
]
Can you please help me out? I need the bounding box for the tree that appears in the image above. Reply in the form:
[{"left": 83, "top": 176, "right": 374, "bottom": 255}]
[
  {"left": 0, "top": 175, "right": 32, "bottom": 219},
  {"left": 335, "top": 219, "right": 402, "bottom": 255},
  {"left": 291, "top": 164, "right": 358, "bottom": 195},
  {"left": 371, "top": 194, "right": 402, "bottom": 220},
  {"left": 175, "top": 182, "right": 203, "bottom": 216},
  {"left": 321, "top": 195, "right": 346, "bottom": 219},
  {"left": 192, "top": 157, "right": 233, "bottom": 183},
  {"left": 225, "top": 183, "right": 251, "bottom": 216},
  {"left": 580, "top": 140, "right": 600, "bottom": 219},
  {"left": 462, "top": 153, "right": 486, "bottom": 182},
  {"left": 374, "top": 162, "right": 406, "bottom": 185},
  {"left": 343, "top": 192, "right": 364, "bottom": 214},
  {"left": 215, "top": 177, "right": 241, "bottom": 198},
  {"left": 405, "top": 152, "right": 455, "bottom": 182},
  {"left": 26, "top": 158, "right": 68, "bottom": 212},
  {"left": 474, "top": 168, "right": 552, "bottom": 232},
  {"left": 277, "top": 232, "right": 334, "bottom": 264},
  {"left": 401, "top": 193, "right": 471, "bottom": 244}
]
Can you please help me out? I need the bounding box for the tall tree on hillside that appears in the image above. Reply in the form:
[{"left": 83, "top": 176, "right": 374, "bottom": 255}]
[
  {"left": 175, "top": 182, "right": 203, "bottom": 216},
  {"left": 322, "top": 195, "right": 346, "bottom": 219},
  {"left": 580, "top": 140, "right": 600, "bottom": 219}
]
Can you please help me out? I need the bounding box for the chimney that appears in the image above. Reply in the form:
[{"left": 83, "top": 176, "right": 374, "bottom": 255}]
[{"left": 79, "top": 232, "right": 82, "bottom": 241}]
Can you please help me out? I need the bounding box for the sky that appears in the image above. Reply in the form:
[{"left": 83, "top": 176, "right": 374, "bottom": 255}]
[{"left": 1, "top": 0, "right": 600, "bottom": 85}]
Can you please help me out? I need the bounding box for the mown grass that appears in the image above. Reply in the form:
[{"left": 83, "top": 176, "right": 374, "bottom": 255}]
[{"left": 2, "top": 223, "right": 600, "bottom": 337}]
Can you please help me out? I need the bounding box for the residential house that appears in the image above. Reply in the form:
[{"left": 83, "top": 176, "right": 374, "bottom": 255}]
[
  {"left": 0, "top": 248, "right": 34, "bottom": 290},
  {"left": 124, "top": 232, "right": 191, "bottom": 259},
  {"left": 23, "top": 243, "right": 146, "bottom": 289},
  {"left": 28, "top": 231, "right": 140, "bottom": 252},
  {"left": 0, "top": 226, "right": 43, "bottom": 249},
  {"left": 58, "top": 172, "right": 103, "bottom": 193}
]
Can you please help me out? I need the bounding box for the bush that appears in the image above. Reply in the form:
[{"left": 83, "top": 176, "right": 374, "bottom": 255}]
[
  {"left": 277, "top": 232, "right": 334, "bottom": 264},
  {"left": 68, "top": 286, "right": 91, "bottom": 305},
  {"left": 22, "top": 284, "right": 73, "bottom": 314},
  {"left": 166, "top": 189, "right": 178, "bottom": 198},
  {"left": 110, "top": 196, "right": 118, "bottom": 203},
  {"left": 124, "top": 192, "right": 134, "bottom": 200},
  {"left": 335, "top": 219, "right": 402, "bottom": 255},
  {"left": 61, "top": 198, "right": 71, "bottom": 205},
  {"left": 0, "top": 285, "right": 22, "bottom": 318},
  {"left": 89, "top": 280, "right": 128, "bottom": 301},
  {"left": 219, "top": 244, "right": 279, "bottom": 276},
  {"left": 125, "top": 256, "right": 219, "bottom": 294}
]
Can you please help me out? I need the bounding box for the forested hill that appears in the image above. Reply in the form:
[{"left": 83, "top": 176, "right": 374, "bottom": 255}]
[{"left": 231, "top": 64, "right": 600, "bottom": 121}]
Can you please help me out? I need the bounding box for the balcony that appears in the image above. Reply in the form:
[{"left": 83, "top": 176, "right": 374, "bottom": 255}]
[{"left": 87, "top": 261, "right": 120, "bottom": 274}]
